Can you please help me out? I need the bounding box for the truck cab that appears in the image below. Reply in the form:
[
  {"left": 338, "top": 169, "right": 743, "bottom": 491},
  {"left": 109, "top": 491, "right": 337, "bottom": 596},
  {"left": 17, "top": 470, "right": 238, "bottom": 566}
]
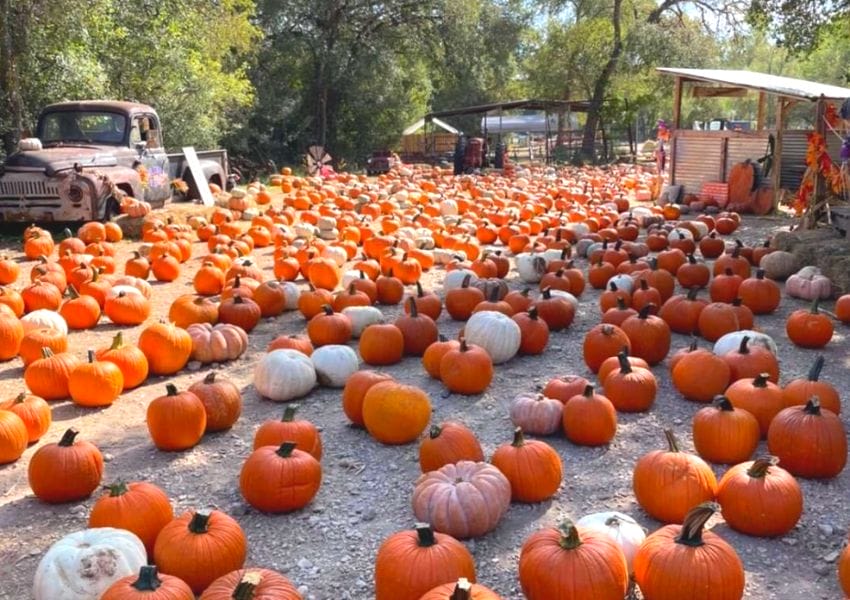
[{"left": 0, "top": 101, "right": 229, "bottom": 222}]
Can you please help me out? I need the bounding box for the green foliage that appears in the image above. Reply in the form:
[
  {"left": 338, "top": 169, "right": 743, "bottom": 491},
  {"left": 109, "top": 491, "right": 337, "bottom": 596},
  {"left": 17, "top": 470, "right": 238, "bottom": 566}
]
[
  {"left": 749, "top": 0, "right": 850, "bottom": 53},
  {"left": 0, "top": 0, "right": 258, "bottom": 157}
]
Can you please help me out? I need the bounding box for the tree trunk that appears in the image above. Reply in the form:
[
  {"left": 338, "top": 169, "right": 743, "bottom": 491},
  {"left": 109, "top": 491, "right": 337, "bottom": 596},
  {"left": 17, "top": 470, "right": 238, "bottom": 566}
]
[{"left": 580, "top": 0, "right": 623, "bottom": 162}]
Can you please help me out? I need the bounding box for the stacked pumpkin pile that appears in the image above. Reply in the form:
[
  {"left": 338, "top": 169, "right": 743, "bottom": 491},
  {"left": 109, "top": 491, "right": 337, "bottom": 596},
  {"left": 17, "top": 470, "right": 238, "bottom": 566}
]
[{"left": 1, "top": 162, "right": 850, "bottom": 598}]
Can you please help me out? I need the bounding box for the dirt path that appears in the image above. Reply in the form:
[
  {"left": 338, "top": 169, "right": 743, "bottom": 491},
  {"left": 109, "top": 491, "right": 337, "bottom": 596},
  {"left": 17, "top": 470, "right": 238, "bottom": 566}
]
[{"left": 0, "top": 205, "right": 846, "bottom": 599}]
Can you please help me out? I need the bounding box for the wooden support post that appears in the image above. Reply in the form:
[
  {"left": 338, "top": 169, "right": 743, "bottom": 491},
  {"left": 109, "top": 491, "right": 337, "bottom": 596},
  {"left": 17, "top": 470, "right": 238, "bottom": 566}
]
[
  {"left": 720, "top": 137, "right": 729, "bottom": 182},
  {"left": 670, "top": 77, "right": 684, "bottom": 185},
  {"left": 756, "top": 92, "right": 767, "bottom": 130},
  {"left": 772, "top": 98, "right": 786, "bottom": 211},
  {"left": 813, "top": 96, "right": 828, "bottom": 222}
]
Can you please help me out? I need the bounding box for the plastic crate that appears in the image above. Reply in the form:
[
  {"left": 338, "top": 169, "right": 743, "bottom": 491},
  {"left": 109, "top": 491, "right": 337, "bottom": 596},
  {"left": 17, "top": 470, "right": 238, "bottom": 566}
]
[{"left": 700, "top": 182, "right": 729, "bottom": 206}]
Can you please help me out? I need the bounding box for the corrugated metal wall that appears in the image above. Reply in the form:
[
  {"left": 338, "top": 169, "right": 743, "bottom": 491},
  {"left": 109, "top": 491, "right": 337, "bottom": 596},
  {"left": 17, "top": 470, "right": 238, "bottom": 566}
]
[
  {"left": 672, "top": 137, "right": 723, "bottom": 193},
  {"left": 780, "top": 131, "right": 810, "bottom": 190},
  {"left": 727, "top": 137, "right": 772, "bottom": 187}
]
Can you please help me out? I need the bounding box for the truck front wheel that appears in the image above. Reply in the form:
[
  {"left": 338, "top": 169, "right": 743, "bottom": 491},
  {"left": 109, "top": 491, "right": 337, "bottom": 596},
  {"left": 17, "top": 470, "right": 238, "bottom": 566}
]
[{"left": 101, "top": 197, "right": 121, "bottom": 222}]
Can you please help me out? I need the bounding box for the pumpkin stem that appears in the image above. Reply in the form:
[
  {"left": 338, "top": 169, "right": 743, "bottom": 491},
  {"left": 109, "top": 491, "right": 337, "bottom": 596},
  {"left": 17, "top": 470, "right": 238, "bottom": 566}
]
[
  {"left": 687, "top": 254, "right": 697, "bottom": 264},
  {"left": 583, "top": 384, "right": 594, "bottom": 398},
  {"left": 556, "top": 520, "right": 583, "bottom": 550},
  {"left": 675, "top": 502, "right": 720, "bottom": 547},
  {"left": 541, "top": 286, "right": 552, "bottom": 299},
  {"left": 58, "top": 428, "right": 79, "bottom": 447},
  {"left": 520, "top": 288, "right": 530, "bottom": 298},
  {"left": 105, "top": 481, "right": 129, "bottom": 496},
  {"left": 804, "top": 396, "right": 822, "bottom": 415},
  {"left": 276, "top": 441, "right": 298, "bottom": 457},
  {"left": 687, "top": 337, "right": 698, "bottom": 352},
  {"left": 320, "top": 304, "right": 334, "bottom": 316},
  {"left": 808, "top": 355, "right": 825, "bottom": 382},
  {"left": 461, "top": 274, "right": 472, "bottom": 288},
  {"left": 663, "top": 428, "right": 680, "bottom": 453},
  {"left": 732, "top": 297, "right": 744, "bottom": 307},
  {"left": 737, "top": 335, "right": 751, "bottom": 355},
  {"left": 67, "top": 285, "right": 80, "bottom": 299},
  {"left": 459, "top": 338, "right": 470, "bottom": 352},
  {"left": 712, "top": 395, "right": 735, "bottom": 411},
  {"left": 527, "top": 306, "right": 539, "bottom": 320},
  {"left": 810, "top": 297, "right": 821, "bottom": 314},
  {"left": 511, "top": 427, "right": 525, "bottom": 447},
  {"left": 347, "top": 282, "right": 357, "bottom": 295},
  {"left": 615, "top": 296, "right": 628, "bottom": 310},
  {"left": 14, "top": 392, "right": 26, "bottom": 404},
  {"left": 415, "top": 522, "right": 437, "bottom": 547},
  {"left": 165, "top": 384, "right": 179, "bottom": 396},
  {"left": 609, "top": 282, "right": 618, "bottom": 292},
  {"left": 188, "top": 511, "right": 211, "bottom": 534},
  {"left": 231, "top": 571, "right": 263, "bottom": 600},
  {"left": 487, "top": 285, "right": 500, "bottom": 302},
  {"left": 753, "top": 373, "right": 770, "bottom": 388},
  {"left": 40, "top": 346, "right": 54, "bottom": 359},
  {"left": 639, "top": 278, "right": 649, "bottom": 291},
  {"left": 756, "top": 268, "right": 766, "bottom": 280},
  {"left": 86, "top": 349, "right": 95, "bottom": 364},
  {"left": 429, "top": 424, "right": 443, "bottom": 439},
  {"left": 637, "top": 303, "right": 655, "bottom": 319},
  {"left": 686, "top": 287, "right": 700, "bottom": 300},
  {"left": 130, "top": 565, "right": 163, "bottom": 592},
  {"left": 724, "top": 267, "right": 733, "bottom": 276},
  {"left": 616, "top": 349, "right": 632, "bottom": 374},
  {"left": 416, "top": 281, "right": 425, "bottom": 298},
  {"left": 449, "top": 578, "right": 473, "bottom": 600},
  {"left": 746, "top": 456, "right": 779, "bottom": 479},
  {"left": 407, "top": 296, "right": 418, "bottom": 317},
  {"left": 282, "top": 405, "right": 298, "bottom": 422},
  {"left": 110, "top": 331, "right": 124, "bottom": 350}
]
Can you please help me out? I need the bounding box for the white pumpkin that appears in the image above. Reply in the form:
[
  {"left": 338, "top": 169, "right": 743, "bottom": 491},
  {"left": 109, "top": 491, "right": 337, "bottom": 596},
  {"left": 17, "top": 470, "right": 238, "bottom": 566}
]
[
  {"left": 440, "top": 198, "right": 459, "bottom": 216},
  {"left": 669, "top": 226, "right": 694, "bottom": 241},
  {"left": 342, "top": 305, "right": 384, "bottom": 337},
  {"left": 433, "top": 249, "right": 467, "bottom": 265},
  {"left": 187, "top": 322, "right": 249, "bottom": 363},
  {"left": 280, "top": 281, "right": 300, "bottom": 310},
  {"left": 516, "top": 253, "right": 547, "bottom": 283},
  {"left": 565, "top": 222, "right": 590, "bottom": 239},
  {"left": 713, "top": 330, "right": 778, "bottom": 356},
  {"left": 575, "top": 238, "right": 595, "bottom": 258},
  {"left": 321, "top": 245, "right": 348, "bottom": 267},
  {"left": 576, "top": 512, "right": 646, "bottom": 573},
  {"left": 606, "top": 273, "right": 634, "bottom": 294},
  {"left": 311, "top": 344, "right": 359, "bottom": 387},
  {"left": 546, "top": 289, "right": 578, "bottom": 310},
  {"left": 21, "top": 309, "right": 68, "bottom": 335},
  {"left": 443, "top": 268, "right": 478, "bottom": 292},
  {"left": 509, "top": 393, "right": 563, "bottom": 435},
  {"left": 464, "top": 311, "right": 521, "bottom": 364},
  {"left": 316, "top": 216, "right": 336, "bottom": 230},
  {"left": 33, "top": 527, "right": 146, "bottom": 600},
  {"left": 110, "top": 276, "right": 152, "bottom": 298},
  {"left": 253, "top": 349, "right": 317, "bottom": 401},
  {"left": 294, "top": 222, "right": 316, "bottom": 239}
]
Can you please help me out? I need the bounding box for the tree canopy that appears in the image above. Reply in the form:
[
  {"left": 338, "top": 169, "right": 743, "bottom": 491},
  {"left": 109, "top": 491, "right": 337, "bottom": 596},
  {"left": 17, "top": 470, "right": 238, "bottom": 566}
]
[{"left": 1, "top": 0, "right": 848, "bottom": 166}]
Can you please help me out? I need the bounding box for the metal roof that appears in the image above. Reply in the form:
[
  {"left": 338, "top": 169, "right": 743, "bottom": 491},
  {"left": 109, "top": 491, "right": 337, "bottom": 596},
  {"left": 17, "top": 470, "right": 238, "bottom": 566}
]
[
  {"left": 402, "top": 117, "right": 459, "bottom": 136},
  {"left": 657, "top": 68, "right": 850, "bottom": 102},
  {"left": 425, "top": 99, "right": 589, "bottom": 120},
  {"left": 41, "top": 100, "right": 156, "bottom": 114}
]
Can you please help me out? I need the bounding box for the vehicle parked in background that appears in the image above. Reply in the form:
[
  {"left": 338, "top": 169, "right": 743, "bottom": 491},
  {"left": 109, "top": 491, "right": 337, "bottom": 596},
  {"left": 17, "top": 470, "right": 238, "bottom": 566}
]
[
  {"left": 365, "top": 150, "right": 396, "bottom": 176},
  {"left": 0, "top": 100, "right": 232, "bottom": 222}
]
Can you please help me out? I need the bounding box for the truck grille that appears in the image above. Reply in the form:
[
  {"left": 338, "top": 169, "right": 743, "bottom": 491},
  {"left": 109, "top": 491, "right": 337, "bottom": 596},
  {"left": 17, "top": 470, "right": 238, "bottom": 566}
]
[{"left": 0, "top": 179, "right": 61, "bottom": 199}]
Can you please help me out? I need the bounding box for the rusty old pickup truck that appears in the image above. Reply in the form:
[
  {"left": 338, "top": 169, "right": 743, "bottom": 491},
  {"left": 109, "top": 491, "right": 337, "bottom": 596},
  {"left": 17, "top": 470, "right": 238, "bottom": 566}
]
[{"left": 0, "top": 100, "right": 233, "bottom": 222}]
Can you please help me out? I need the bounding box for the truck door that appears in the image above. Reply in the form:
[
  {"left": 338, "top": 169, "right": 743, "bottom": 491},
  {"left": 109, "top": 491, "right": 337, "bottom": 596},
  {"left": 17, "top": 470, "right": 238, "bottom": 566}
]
[{"left": 131, "top": 114, "right": 171, "bottom": 204}]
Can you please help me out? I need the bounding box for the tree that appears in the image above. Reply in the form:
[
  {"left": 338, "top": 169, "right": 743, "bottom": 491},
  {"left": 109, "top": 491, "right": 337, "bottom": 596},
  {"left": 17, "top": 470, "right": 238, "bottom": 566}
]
[
  {"left": 0, "top": 0, "right": 258, "bottom": 159},
  {"left": 749, "top": 1, "right": 850, "bottom": 52}
]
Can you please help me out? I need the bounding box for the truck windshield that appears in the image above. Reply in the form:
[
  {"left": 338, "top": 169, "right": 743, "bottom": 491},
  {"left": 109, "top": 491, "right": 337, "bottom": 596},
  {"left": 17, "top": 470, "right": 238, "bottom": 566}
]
[{"left": 38, "top": 111, "right": 128, "bottom": 145}]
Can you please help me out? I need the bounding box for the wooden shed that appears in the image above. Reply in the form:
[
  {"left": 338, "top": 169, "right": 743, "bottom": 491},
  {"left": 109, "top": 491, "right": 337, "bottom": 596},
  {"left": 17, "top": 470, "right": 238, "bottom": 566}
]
[
  {"left": 657, "top": 68, "right": 850, "bottom": 209},
  {"left": 400, "top": 117, "right": 459, "bottom": 159}
]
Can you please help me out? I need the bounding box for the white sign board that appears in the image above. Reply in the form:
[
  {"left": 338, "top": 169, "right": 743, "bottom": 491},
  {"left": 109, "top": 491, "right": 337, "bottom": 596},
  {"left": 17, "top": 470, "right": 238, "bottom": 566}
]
[{"left": 182, "top": 146, "right": 216, "bottom": 207}]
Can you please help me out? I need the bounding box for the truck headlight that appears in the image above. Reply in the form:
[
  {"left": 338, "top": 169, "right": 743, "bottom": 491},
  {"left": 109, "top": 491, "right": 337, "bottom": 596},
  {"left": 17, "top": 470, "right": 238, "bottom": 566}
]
[{"left": 68, "top": 184, "right": 84, "bottom": 203}]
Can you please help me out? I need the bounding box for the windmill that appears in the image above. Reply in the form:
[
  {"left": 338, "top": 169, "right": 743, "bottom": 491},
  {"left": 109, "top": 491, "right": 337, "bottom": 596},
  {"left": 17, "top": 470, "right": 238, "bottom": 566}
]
[{"left": 304, "top": 145, "right": 333, "bottom": 176}]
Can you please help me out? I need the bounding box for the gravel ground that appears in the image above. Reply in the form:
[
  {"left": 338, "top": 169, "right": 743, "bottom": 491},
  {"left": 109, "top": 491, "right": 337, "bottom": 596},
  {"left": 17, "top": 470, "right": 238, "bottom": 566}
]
[{"left": 0, "top": 204, "right": 847, "bottom": 599}]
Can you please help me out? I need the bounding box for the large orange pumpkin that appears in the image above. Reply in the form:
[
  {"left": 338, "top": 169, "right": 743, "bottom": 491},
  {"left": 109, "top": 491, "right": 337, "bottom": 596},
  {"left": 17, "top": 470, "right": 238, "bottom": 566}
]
[
  {"left": 138, "top": 322, "right": 192, "bottom": 375},
  {"left": 89, "top": 481, "right": 174, "bottom": 555}
]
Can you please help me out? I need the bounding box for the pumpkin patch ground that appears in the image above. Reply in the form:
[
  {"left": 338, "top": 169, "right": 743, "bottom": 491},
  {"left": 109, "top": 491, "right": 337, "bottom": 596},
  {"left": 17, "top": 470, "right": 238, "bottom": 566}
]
[{"left": 1, "top": 170, "right": 849, "bottom": 599}]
